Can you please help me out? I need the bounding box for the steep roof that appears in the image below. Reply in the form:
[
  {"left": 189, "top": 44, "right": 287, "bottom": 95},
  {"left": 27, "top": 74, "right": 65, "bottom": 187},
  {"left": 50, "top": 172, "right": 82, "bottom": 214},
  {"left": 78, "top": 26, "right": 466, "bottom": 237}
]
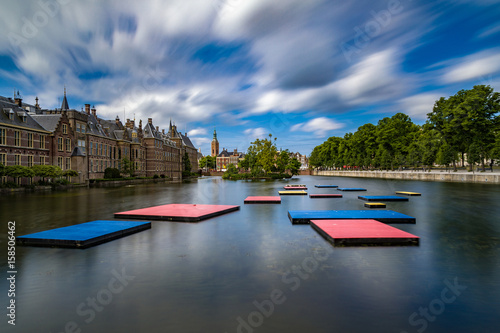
[
  {"left": 30, "top": 114, "right": 62, "bottom": 132},
  {"left": 180, "top": 133, "right": 195, "bottom": 148},
  {"left": 1, "top": 100, "right": 49, "bottom": 132}
]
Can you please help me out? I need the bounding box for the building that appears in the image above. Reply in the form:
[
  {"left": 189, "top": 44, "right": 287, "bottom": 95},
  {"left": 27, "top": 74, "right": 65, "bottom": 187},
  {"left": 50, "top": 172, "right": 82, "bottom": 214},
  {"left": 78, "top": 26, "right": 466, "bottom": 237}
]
[
  {"left": 211, "top": 128, "right": 219, "bottom": 157},
  {"left": 0, "top": 94, "right": 51, "bottom": 183},
  {"left": 290, "top": 152, "right": 309, "bottom": 170},
  {"left": 216, "top": 148, "right": 245, "bottom": 171},
  {"left": 0, "top": 90, "right": 199, "bottom": 183}
]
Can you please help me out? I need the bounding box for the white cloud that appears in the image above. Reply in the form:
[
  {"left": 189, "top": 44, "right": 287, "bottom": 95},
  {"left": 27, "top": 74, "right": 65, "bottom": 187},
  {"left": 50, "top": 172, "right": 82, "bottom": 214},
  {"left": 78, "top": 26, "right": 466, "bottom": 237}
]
[
  {"left": 243, "top": 127, "right": 268, "bottom": 140},
  {"left": 442, "top": 50, "right": 500, "bottom": 84},
  {"left": 291, "top": 117, "right": 343, "bottom": 137},
  {"left": 187, "top": 128, "right": 208, "bottom": 136},
  {"left": 399, "top": 93, "right": 442, "bottom": 120}
]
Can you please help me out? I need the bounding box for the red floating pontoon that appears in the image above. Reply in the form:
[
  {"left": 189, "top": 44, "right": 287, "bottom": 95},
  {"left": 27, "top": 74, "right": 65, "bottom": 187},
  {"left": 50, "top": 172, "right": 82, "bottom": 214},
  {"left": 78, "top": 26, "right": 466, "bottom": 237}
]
[
  {"left": 310, "top": 219, "right": 419, "bottom": 246},
  {"left": 244, "top": 196, "right": 281, "bottom": 204},
  {"left": 115, "top": 204, "right": 240, "bottom": 222}
]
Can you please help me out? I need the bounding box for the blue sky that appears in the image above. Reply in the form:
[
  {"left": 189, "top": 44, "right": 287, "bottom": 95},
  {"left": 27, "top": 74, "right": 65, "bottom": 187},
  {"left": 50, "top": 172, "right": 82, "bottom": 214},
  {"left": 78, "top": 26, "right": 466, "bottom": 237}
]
[{"left": 1, "top": 0, "right": 499, "bottom": 155}]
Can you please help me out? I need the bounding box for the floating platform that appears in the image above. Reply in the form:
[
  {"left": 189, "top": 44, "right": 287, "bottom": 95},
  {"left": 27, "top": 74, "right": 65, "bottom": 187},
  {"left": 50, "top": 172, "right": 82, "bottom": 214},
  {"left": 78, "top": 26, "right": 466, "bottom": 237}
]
[
  {"left": 244, "top": 196, "right": 281, "bottom": 204},
  {"left": 284, "top": 184, "right": 307, "bottom": 189},
  {"left": 114, "top": 204, "right": 240, "bottom": 222},
  {"left": 288, "top": 210, "right": 415, "bottom": 224},
  {"left": 16, "top": 220, "right": 151, "bottom": 249},
  {"left": 314, "top": 185, "right": 338, "bottom": 188},
  {"left": 364, "top": 202, "right": 386, "bottom": 208},
  {"left": 310, "top": 219, "right": 419, "bottom": 246},
  {"left": 309, "top": 194, "right": 343, "bottom": 198},
  {"left": 396, "top": 191, "right": 421, "bottom": 196},
  {"left": 337, "top": 188, "right": 367, "bottom": 191},
  {"left": 358, "top": 195, "right": 409, "bottom": 202},
  {"left": 284, "top": 186, "right": 307, "bottom": 190},
  {"left": 279, "top": 190, "right": 307, "bottom": 195}
]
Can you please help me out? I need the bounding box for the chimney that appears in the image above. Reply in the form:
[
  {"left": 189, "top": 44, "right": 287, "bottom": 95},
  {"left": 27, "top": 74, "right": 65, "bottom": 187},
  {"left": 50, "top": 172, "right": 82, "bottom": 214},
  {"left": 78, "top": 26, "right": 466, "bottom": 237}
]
[
  {"left": 91, "top": 106, "right": 96, "bottom": 117},
  {"left": 85, "top": 104, "right": 90, "bottom": 114},
  {"left": 234, "top": 148, "right": 237, "bottom": 155},
  {"left": 35, "top": 97, "right": 40, "bottom": 109},
  {"left": 156, "top": 126, "right": 159, "bottom": 132},
  {"left": 139, "top": 119, "right": 142, "bottom": 130},
  {"left": 162, "top": 129, "right": 165, "bottom": 134},
  {"left": 148, "top": 118, "right": 152, "bottom": 125},
  {"left": 14, "top": 97, "right": 22, "bottom": 107}
]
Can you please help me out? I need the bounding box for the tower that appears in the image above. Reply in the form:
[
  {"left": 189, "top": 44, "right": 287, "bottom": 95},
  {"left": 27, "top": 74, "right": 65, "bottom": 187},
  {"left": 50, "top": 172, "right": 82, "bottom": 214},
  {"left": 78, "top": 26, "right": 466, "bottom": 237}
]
[{"left": 211, "top": 128, "right": 219, "bottom": 157}]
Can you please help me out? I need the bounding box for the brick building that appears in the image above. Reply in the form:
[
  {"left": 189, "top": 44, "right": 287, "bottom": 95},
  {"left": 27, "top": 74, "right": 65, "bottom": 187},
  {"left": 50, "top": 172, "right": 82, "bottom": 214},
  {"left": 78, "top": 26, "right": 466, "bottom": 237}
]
[{"left": 0, "top": 90, "right": 199, "bottom": 183}]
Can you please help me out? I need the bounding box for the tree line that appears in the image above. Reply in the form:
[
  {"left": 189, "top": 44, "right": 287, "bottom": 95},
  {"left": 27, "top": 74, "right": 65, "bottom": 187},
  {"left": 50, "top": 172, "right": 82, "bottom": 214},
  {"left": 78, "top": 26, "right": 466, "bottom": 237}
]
[
  {"left": 309, "top": 85, "right": 500, "bottom": 172},
  {"left": 0, "top": 164, "right": 78, "bottom": 186}
]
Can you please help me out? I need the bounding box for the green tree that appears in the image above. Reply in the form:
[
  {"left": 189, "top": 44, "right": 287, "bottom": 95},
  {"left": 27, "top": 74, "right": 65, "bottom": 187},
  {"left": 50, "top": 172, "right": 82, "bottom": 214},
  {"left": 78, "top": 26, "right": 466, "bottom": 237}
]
[
  {"left": 4, "top": 165, "right": 34, "bottom": 183},
  {"left": 183, "top": 152, "right": 191, "bottom": 172},
  {"left": 276, "top": 150, "right": 290, "bottom": 173},
  {"left": 287, "top": 157, "right": 301, "bottom": 176},
  {"left": 199, "top": 156, "right": 216, "bottom": 170},
  {"left": 0, "top": 163, "right": 4, "bottom": 178},
  {"left": 247, "top": 134, "right": 277, "bottom": 174},
  {"left": 121, "top": 157, "right": 135, "bottom": 177},
  {"left": 427, "top": 85, "right": 500, "bottom": 170}
]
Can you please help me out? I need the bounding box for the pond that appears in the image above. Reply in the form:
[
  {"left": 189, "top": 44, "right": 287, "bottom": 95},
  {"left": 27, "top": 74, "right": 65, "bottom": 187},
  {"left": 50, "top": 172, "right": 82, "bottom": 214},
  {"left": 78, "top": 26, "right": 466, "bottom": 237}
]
[{"left": 1, "top": 175, "right": 499, "bottom": 333}]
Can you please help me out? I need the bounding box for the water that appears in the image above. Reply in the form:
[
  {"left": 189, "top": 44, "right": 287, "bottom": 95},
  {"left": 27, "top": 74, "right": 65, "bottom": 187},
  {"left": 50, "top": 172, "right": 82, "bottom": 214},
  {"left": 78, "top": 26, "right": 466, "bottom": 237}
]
[{"left": 1, "top": 176, "right": 499, "bottom": 333}]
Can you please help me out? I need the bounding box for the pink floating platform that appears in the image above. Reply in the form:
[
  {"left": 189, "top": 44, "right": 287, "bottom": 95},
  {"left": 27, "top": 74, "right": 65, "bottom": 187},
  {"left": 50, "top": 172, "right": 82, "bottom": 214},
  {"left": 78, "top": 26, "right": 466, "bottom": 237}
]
[
  {"left": 244, "top": 196, "right": 281, "bottom": 204},
  {"left": 309, "top": 194, "right": 343, "bottom": 198},
  {"left": 114, "top": 204, "right": 240, "bottom": 222},
  {"left": 310, "top": 219, "right": 419, "bottom": 246}
]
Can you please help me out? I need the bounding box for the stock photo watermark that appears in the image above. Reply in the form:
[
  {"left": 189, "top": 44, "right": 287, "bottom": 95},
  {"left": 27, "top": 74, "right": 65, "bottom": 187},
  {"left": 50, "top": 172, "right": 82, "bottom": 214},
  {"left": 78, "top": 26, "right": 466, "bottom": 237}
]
[
  {"left": 6, "top": 221, "right": 17, "bottom": 326},
  {"left": 401, "top": 277, "right": 467, "bottom": 333},
  {"left": 227, "top": 245, "right": 333, "bottom": 333},
  {"left": 8, "top": 0, "right": 73, "bottom": 47},
  {"left": 52, "top": 267, "right": 135, "bottom": 333},
  {"left": 340, "top": 0, "right": 409, "bottom": 63}
]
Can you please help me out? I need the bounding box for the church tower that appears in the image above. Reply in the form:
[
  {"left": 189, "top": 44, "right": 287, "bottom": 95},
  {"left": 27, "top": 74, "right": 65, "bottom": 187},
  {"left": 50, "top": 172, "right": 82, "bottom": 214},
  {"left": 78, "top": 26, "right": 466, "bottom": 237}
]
[{"left": 211, "top": 128, "right": 219, "bottom": 157}]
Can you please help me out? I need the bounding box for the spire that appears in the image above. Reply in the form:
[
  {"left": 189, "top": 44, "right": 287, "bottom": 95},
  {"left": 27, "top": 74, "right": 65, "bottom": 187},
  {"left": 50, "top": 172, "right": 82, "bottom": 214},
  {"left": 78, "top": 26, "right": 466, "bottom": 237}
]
[
  {"left": 61, "top": 86, "right": 69, "bottom": 110},
  {"left": 213, "top": 127, "right": 217, "bottom": 140}
]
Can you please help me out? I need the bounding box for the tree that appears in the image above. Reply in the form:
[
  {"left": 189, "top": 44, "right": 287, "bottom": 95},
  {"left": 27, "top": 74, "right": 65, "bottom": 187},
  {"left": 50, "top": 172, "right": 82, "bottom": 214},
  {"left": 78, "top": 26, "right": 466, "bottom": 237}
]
[
  {"left": 246, "top": 134, "right": 277, "bottom": 174},
  {"left": 183, "top": 152, "right": 191, "bottom": 172},
  {"left": 199, "top": 156, "right": 216, "bottom": 170},
  {"left": 0, "top": 163, "right": 4, "bottom": 178},
  {"left": 276, "top": 150, "right": 290, "bottom": 173},
  {"left": 427, "top": 85, "right": 500, "bottom": 170},
  {"left": 104, "top": 167, "right": 121, "bottom": 179},
  {"left": 4, "top": 165, "right": 33, "bottom": 184},
  {"left": 121, "top": 157, "right": 135, "bottom": 177},
  {"left": 287, "top": 157, "right": 301, "bottom": 176},
  {"left": 63, "top": 170, "right": 79, "bottom": 177}
]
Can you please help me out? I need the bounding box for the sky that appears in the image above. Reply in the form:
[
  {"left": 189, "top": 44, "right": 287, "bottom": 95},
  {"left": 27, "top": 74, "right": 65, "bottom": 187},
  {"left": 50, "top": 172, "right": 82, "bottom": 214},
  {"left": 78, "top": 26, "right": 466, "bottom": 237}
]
[{"left": 1, "top": 0, "right": 499, "bottom": 155}]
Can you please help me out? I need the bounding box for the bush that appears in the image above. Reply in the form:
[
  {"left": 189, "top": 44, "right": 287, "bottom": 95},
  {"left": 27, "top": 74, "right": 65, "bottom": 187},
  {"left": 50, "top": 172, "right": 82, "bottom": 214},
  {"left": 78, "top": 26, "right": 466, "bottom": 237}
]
[
  {"left": 160, "top": 174, "right": 165, "bottom": 178},
  {"left": 153, "top": 174, "right": 159, "bottom": 179},
  {"left": 104, "top": 168, "right": 121, "bottom": 179}
]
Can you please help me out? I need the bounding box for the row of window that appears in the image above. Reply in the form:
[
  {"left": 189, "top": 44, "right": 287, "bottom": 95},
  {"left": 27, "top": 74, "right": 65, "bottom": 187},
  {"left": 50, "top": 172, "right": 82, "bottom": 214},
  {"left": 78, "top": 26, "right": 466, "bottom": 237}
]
[
  {"left": 0, "top": 128, "right": 47, "bottom": 149},
  {"left": 0, "top": 153, "right": 48, "bottom": 167}
]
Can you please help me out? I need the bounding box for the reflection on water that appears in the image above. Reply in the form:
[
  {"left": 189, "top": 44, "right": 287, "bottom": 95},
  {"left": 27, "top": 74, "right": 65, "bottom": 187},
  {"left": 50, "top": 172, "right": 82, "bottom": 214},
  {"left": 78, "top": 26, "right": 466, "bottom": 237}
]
[{"left": 1, "top": 176, "right": 499, "bottom": 333}]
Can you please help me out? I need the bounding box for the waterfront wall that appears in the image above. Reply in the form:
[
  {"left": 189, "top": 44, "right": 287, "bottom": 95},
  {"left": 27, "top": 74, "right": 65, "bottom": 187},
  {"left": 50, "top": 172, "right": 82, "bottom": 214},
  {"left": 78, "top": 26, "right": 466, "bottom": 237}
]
[{"left": 313, "top": 170, "right": 500, "bottom": 184}]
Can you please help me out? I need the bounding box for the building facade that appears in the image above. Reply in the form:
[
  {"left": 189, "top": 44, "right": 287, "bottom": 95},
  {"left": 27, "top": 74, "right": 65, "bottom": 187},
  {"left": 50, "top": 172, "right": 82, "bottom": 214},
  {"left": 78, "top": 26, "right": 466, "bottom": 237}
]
[
  {"left": 0, "top": 91, "right": 199, "bottom": 183},
  {"left": 216, "top": 148, "right": 245, "bottom": 171}
]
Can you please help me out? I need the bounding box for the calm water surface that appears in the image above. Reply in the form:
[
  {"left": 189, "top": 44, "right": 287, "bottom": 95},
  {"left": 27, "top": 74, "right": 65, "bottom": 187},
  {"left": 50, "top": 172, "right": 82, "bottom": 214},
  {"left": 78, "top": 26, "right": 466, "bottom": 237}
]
[{"left": 1, "top": 176, "right": 499, "bottom": 333}]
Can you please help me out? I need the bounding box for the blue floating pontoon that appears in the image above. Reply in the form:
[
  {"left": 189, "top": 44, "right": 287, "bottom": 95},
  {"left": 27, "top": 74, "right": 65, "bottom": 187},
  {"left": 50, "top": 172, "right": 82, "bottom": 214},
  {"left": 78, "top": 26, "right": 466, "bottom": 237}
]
[
  {"left": 314, "top": 185, "right": 339, "bottom": 188},
  {"left": 287, "top": 210, "right": 415, "bottom": 224},
  {"left": 358, "top": 195, "right": 409, "bottom": 202},
  {"left": 17, "top": 220, "right": 151, "bottom": 249},
  {"left": 337, "top": 188, "right": 367, "bottom": 191}
]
